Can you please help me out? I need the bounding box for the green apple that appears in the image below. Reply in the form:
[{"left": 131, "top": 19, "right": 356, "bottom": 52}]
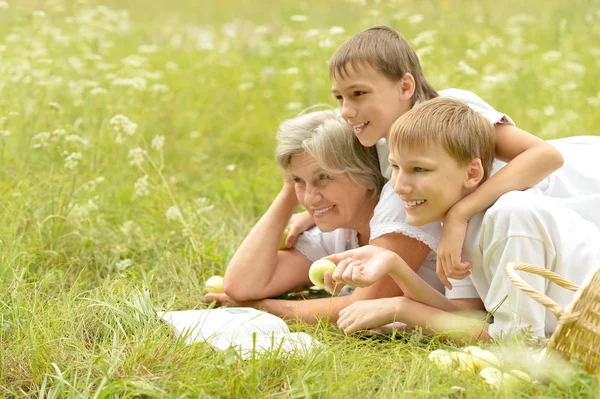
[
  {"left": 308, "top": 259, "right": 336, "bottom": 287},
  {"left": 480, "top": 367, "right": 503, "bottom": 388},
  {"left": 279, "top": 227, "right": 290, "bottom": 250},
  {"left": 503, "top": 369, "right": 531, "bottom": 390},
  {"left": 204, "top": 275, "right": 225, "bottom": 293}
]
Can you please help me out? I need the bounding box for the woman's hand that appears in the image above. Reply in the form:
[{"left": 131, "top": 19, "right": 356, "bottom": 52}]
[
  {"left": 436, "top": 211, "right": 471, "bottom": 290},
  {"left": 325, "top": 245, "right": 400, "bottom": 288},
  {"left": 337, "top": 297, "right": 405, "bottom": 335},
  {"left": 284, "top": 211, "right": 315, "bottom": 248}
]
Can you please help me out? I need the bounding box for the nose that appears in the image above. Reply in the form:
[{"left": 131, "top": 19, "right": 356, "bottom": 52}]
[
  {"left": 304, "top": 184, "right": 323, "bottom": 208},
  {"left": 340, "top": 100, "right": 357, "bottom": 121},
  {"left": 391, "top": 169, "right": 412, "bottom": 196}
]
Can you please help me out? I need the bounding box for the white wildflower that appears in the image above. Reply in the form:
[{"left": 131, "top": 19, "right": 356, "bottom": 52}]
[
  {"left": 90, "top": 87, "right": 108, "bottom": 96},
  {"left": 295, "top": 49, "right": 311, "bottom": 57},
  {"left": 115, "top": 259, "right": 133, "bottom": 271},
  {"left": 542, "top": 50, "right": 562, "bottom": 63},
  {"left": 110, "top": 115, "right": 137, "bottom": 135},
  {"left": 254, "top": 25, "right": 269, "bottom": 34},
  {"left": 277, "top": 35, "right": 294, "bottom": 46},
  {"left": 65, "top": 134, "right": 89, "bottom": 147},
  {"left": 150, "top": 84, "right": 169, "bottom": 93},
  {"left": 305, "top": 29, "right": 320, "bottom": 39},
  {"left": 134, "top": 175, "right": 151, "bottom": 196},
  {"left": 0, "top": 2, "right": 9, "bottom": 9},
  {"left": 564, "top": 61, "right": 585, "bottom": 75},
  {"left": 121, "top": 55, "right": 147, "bottom": 68},
  {"left": 284, "top": 67, "right": 299, "bottom": 75},
  {"left": 415, "top": 46, "right": 433, "bottom": 59},
  {"left": 32, "top": 132, "right": 51, "bottom": 148},
  {"left": 457, "top": 60, "right": 478, "bottom": 75},
  {"left": 165, "top": 206, "right": 182, "bottom": 222},
  {"left": 70, "top": 197, "right": 99, "bottom": 219},
  {"left": 151, "top": 135, "right": 165, "bottom": 150},
  {"left": 544, "top": 106, "right": 556, "bottom": 116},
  {"left": 64, "top": 152, "right": 82, "bottom": 170},
  {"left": 319, "top": 38, "right": 336, "bottom": 49},
  {"left": 226, "top": 164, "right": 236, "bottom": 171},
  {"left": 286, "top": 102, "right": 303, "bottom": 111},
  {"left": 49, "top": 102, "right": 63, "bottom": 113},
  {"left": 329, "top": 26, "right": 345, "bottom": 35},
  {"left": 120, "top": 220, "right": 141, "bottom": 236},
  {"left": 128, "top": 147, "right": 146, "bottom": 167},
  {"left": 32, "top": 10, "right": 46, "bottom": 18},
  {"left": 560, "top": 81, "right": 577, "bottom": 91},
  {"left": 466, "top": 49, "right": 479, "bottom": 59},
  {"left": 53, "top": 128, "right": 66, "bottom": 136},
  {"left": 290, "top": 14, "right": 308, "bottom": 22},
  {"left": 190, "top": 131, "right": 200, "bottom": 139},
  {"left": 238, "top": 82, "right": 254, "bottom": 91},
  {"left": 408, "top": 14, "right": 424, "bottom": 24},
  {"left": 138, "top": 45, "right": 159, "bottom": 53},
  {"left": 222, "top": 23, "right": 238, "bottom": 37},
  {"left": 166, "top": 61, "right": 179, "bottom": 72},
  {"left": 0, "top": 130, "right": 10, "bottom": 137},
  {"left": 112, "top": 76, "right": 147, "bottom": 90}
]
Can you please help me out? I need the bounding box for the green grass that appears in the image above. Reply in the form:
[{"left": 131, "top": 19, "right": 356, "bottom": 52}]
[{"left": 1, "top": 0, "right": 599, "bottom": 397}]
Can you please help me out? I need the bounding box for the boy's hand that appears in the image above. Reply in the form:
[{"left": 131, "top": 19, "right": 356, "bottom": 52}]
[
  {"left": 436, "top": 216, "right": 471, "bottom": 290},
  {"left": 324, "top": 245, "right": 399, "bottom": 288},
  {"left": 337, "top": 297, "right": 404, "bottom": 335},
  {"left": 284, "top": 211, "right": 315, "bottom": 248}
]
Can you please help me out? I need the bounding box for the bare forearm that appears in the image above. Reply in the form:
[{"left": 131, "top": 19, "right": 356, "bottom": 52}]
[
  {"left": 225, "top": 187, "right": 298, "bottom": 296},
  {"left": 388, "top": 258, "right": 461, "bottom": 312},
  {"left": 255, "top": 296, "right": 352, "bottom": 324},
  {"left": 397, "top": 298, "right": 491, "bottom": 344}
]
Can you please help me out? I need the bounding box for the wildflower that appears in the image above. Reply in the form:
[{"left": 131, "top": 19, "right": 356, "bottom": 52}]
[
  {"left": 64, "top": 152, "right": 82, "bottom": 170},
  {"left": 290, "top": 15, "right": 308, "bottom": 22},
  {"left": 151, "top": 135, "right": 165, "bottom": 150},
  {"left": 286, "top": 102, "right": 303, "bottom": 111},
  {"left": 542, "top": 51, "right": 562, "bottom": 63},
  {"left": 128, "top": 147, "right": 146, "bottom": 167},
  {"left": 0, "top": 1, "right": 8, "bottom": 8},
  {"left": 457, "top": 60, "right": 478, "bottom": 75},
  {"left": 284, "top": 67, "right": 299, "bottom": 75},
  {"left": 166, "top": 61, "right": 179, "bottom": 72},
  {"left": 70, "top": 197, "right": 99, "bottom": 219},
  {"left": 150, "top": 84, "right": 169, "bottom": 93},
  {"left": 226, "top": 164, "right": 236, "bottom": 171},
  {"left": 190, "top": 131, "right": 200, "bottom": 139},
  {"left": 49, "top": 102, "right": 63, "bottom": 113},
  {"left": 138, "top": 45, "right": 159, "bottom": 53},
  {"left": 32, "top": 10, "right": 46, "bottom": 18},
  {"left": 319, "top": 38, "right": 336, "bottom": 49},
  {"left": 165, "top": 206, "right": 182, "bottom": 222},
  {"left": 277, "top": 36, "right": 294, "bottom": 46},
  {"left": 305, "top": 29, "right": 320, "bottom": 39},
  {"left": 134, "top": 175, "right": 150, "bottom": 196},
  {"left": 0, "top": 130, "right": 10, "bottom": 137},
  {"left": 408, "top": 14, "right": 424, "bottom": 24},
  {"left": 238, "top": 82, "right": 254, "bottom": 91},
  {"left": 544, "top": 106, "right": 556, "bottom": 116},
  {"left": 329, "top": 26, "right": 345, "bottom": 35},
  {"left": 110, "top": 115, "right": 137, "bottom": 135},
  {"left": 90, "top": 87, "right": 108, "bottom": 96}
]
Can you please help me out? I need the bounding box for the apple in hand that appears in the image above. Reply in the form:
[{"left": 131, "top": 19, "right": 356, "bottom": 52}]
[
  {"left": 204, "top": 275, "right": 225, "bottom": 293},
  {"left": 309, "top": 259, "right": 337, "bottom": 287},
  {"left": 279, "top": 227, "right": 290, "bottom": 250}
]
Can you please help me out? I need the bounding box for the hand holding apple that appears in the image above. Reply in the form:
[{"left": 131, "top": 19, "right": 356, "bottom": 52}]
[
  {"left": 279, "top": 227, "right": 291, "bottom": 250},
  {"left": 204, "top": 275, "right": 225, "bottom": 294},
  {"left": 308, "top": 259, "right": 336, "bottom": 287}
]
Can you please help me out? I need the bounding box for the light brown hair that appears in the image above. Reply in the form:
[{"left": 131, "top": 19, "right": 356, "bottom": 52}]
[
  {"left": 389, "top": 97, "right": 496, "bottom": 183},
  {"left": 329, "top": 26, "right": 438, "bottom": 105}
]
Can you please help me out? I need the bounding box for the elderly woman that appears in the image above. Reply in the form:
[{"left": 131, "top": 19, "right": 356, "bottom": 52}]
[{"left": 204, "top": 109, "right": 443, "bottom": 323}]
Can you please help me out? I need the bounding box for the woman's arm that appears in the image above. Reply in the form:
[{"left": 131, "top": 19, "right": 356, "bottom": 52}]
[
  {"left": 224, "top": 182, "right": 314, "bottom": 301},
  {"left": 438, "top": 124, "right": 564, "bottom": 287}
]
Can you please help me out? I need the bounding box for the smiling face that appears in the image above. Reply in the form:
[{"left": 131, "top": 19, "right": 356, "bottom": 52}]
[
  {"left": 289, "top": 152, "right": 376, "bottom": 233},
  {"left": 331, "top": 62, "right": 413, "bottom": 147},
  {"left": 389, "top": 143, "right": 482, "bottom": 226}
]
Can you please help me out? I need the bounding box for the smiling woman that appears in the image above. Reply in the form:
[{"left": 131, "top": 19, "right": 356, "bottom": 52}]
[{"left": 204, "top": 109, "right": 398, "bottom": 323}]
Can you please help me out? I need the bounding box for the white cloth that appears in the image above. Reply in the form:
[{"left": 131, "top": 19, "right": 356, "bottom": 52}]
[
  {"left": 375, "top": 88, "right": 514, "bottom": 178},
  {"left": 294, "top": 226, "right": 445, "bottom": 293},
  {"left": 447, "top": 190, "right": 600, "bottom": 339}
]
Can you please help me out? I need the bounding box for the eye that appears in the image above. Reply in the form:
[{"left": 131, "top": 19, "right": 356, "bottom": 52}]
[
  {"left": 413, "top": 167, "right": 426, "bottom": 172},
  {"left": 293, "top": 177, "right": 304, "bottom": 184},
  {"left": 353, "top": 91, "right": 365, "bottom": 96},
  {"left": 389, "top": 163, "right": 399, "bottom": 170},
  {"left": 318, "top": 174, "right": 330, "bottom": 180},
  {"left": 334, "top": 94, "right": 343, "bottom": 102}
]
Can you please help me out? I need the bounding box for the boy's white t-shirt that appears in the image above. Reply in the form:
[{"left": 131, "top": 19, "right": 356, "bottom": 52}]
[
  {"left": 446, "top": 136, "right": 600, "bottom": 339},
  {"left": 294, "top": 226, "right": 445, "bottom": 293}
]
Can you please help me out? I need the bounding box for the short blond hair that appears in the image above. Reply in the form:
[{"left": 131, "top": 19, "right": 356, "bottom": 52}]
[
  {"left": 276, "top": 110, "right": 385, "bottom": 198},
  {"left": 329, "top": 26, "right": 438, "bottom": 105},
  {"left": 389, "top": 97, "right": 496, "bottom": 183}
]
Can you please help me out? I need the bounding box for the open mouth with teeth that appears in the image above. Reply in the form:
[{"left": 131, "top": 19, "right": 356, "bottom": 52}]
[
  {"left": 404, "top": 199, "right": 427, "bottom": 209},
  {"left": 353, "top": 121, "right": 369, "bottom": 136},
  {"left": 313, "top": 205, "right": 335, "bottom": 216}
]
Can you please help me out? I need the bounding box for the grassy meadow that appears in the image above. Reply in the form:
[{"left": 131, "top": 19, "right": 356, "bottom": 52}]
[{"left": 1, "top": 0, "right": 600, "bottom": 397}]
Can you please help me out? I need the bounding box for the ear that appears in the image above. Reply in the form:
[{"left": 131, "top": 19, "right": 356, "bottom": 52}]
[
  {"left": 463, "top": 158, "right": 484, "bottom": 189},
  {"left": 398, "top": 73, "right": 416, "bottom": 100}
]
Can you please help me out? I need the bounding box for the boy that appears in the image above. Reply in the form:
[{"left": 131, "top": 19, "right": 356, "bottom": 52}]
[{"left": 325, "top": 97, "right": 600, "bottom": 342}]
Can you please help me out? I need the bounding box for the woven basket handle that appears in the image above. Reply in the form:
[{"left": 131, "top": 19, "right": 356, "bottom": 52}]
[{"left": 504, "top": 262, "right": 580, "bottom": 318}]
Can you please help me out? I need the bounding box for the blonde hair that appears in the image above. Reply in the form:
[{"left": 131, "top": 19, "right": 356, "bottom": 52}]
[
  {"left": 276, "top": 110, "right": 385, "bottom": 198},
  {"left": 329, "top": 26, "right": 438, "bottom": 105},
  {"left": 389, "top": 97, "right": 496, "bottom": 183}
]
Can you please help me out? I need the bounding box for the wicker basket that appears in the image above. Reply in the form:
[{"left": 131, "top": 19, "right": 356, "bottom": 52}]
[{"left": 505, "top": 262, "right": 600, "bottom": 374}]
